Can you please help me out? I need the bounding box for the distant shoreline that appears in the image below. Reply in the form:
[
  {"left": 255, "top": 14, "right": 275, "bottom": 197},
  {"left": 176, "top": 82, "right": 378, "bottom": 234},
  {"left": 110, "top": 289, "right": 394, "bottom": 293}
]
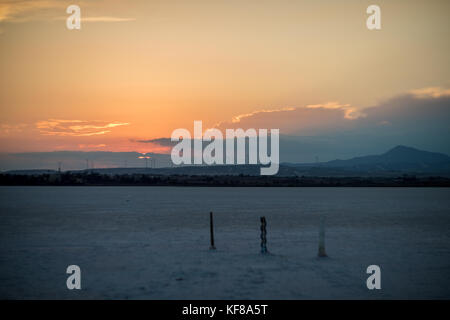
[{"left": 1, "top": 172, "right": 449, "bottom": 187}]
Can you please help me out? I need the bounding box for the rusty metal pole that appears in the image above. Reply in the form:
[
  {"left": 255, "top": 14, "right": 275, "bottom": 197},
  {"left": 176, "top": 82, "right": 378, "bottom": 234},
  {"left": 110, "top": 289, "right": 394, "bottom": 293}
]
[
  {"left": 209, "top": 211, "right": 216, "bottom": 250},
  {"left": 260, "top": 216, "right": 268, "bottom": 254}
]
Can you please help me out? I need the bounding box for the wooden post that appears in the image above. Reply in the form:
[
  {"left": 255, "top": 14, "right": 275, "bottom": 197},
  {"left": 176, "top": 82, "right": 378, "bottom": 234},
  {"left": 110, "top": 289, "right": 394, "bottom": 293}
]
[
  {"left": 260, "top": 216, "right": 268, "bottom": 254},
  {"left": 209, "top": 211, "right": 216, "bottom": 250},
  {"left": 318, "top": 216, "right": 327, "bottom": 257}
]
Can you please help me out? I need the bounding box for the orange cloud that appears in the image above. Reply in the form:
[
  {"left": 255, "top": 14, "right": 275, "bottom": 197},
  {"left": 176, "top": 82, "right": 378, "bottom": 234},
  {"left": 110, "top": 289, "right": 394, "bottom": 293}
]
[
  {"left": 78, "top": 143, "right": 107, "bottom": 149},
  {"left": 0, "top": 0, "right": 65, "bottom": 22},
  {"left": 213, "top": 102, "right": 364, "bottom": 135},
  {"left": 80, "top": 16, "right": 136, "bottom": 23},
  {"left": 0, "top": 1, "right": 135, "bottom": 24},
  {"left": 36, "top": 119, "right": 130, "bottom": 137},
  {"left": 305, "top": 102, "right": 366, "bottom": 120},
  {"left": 0, "top": 123, "right": 27, "bottom": 136},
  {"left": 230, "top": 107, "right": 296, "bottom": 124},
  {"left": 410, "top": 87, "right": 450, "bottom": 99}
]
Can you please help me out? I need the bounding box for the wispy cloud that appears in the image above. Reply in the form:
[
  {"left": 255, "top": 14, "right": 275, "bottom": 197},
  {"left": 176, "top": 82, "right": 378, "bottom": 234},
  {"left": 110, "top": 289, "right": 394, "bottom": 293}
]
[
  {"left": 230, "top": 107, "right": 296, "bottom": 124},
  {"left": 0, "top": 123, "right": 27, "bottom": 136},
  {"left": 305, "top": 102, "right": 365, "bottom": 120},
  {"left": 214, "top": 107, "right": 296, "bottom": 128},
  {"left": 52, "top": 15, "right": 136, "bottom": 23},
  {"left": 410, "top": 87, "right": 450, "bottom": 99},
  {"left": 0, "top": 1, "right": 135, "bottom": 24},
  {"left": 0, "top": 0, "right": 65, "bottom": 22},
  {"left": 36, "top": 119, "right": 130, "bottom": 137},
  {"left": 81, "top": 16, "right": 135, "bottom": 23},
  {"left": 78, "top": 143, "right": 107, "bottom": 149},
  {"left": 136, "top": 138, "right": 174, "bottom": 147}
]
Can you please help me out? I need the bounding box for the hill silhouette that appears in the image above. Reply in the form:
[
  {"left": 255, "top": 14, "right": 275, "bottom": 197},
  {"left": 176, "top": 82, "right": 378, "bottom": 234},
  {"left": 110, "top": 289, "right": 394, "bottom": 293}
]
[{"left": 308, "top": 145, "right": 450, "bottom": 173}]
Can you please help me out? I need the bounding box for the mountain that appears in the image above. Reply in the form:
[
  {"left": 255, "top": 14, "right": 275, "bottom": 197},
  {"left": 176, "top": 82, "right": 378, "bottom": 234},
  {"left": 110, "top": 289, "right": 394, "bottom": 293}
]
[{"left": 287, "top": 145, "right": 450, "bottom": 174}]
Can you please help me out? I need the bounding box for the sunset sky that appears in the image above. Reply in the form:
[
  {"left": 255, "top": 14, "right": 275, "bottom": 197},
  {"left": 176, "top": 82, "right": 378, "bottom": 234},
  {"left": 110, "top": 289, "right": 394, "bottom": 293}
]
[{"left": 0, "top": 0, "right": 449, "bottom": 165}]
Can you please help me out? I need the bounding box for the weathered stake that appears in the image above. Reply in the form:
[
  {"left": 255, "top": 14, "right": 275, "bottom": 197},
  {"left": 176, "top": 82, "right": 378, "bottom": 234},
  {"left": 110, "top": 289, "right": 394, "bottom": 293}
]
[
  {"left": 209, "top": 211, "right": 216, "bottom": 250},
  {"left": 318, "top": 216, "right": 327, "bottom": 257},
  {"left": 260, "top": 216, "right": 268, "bottom": 254}
]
